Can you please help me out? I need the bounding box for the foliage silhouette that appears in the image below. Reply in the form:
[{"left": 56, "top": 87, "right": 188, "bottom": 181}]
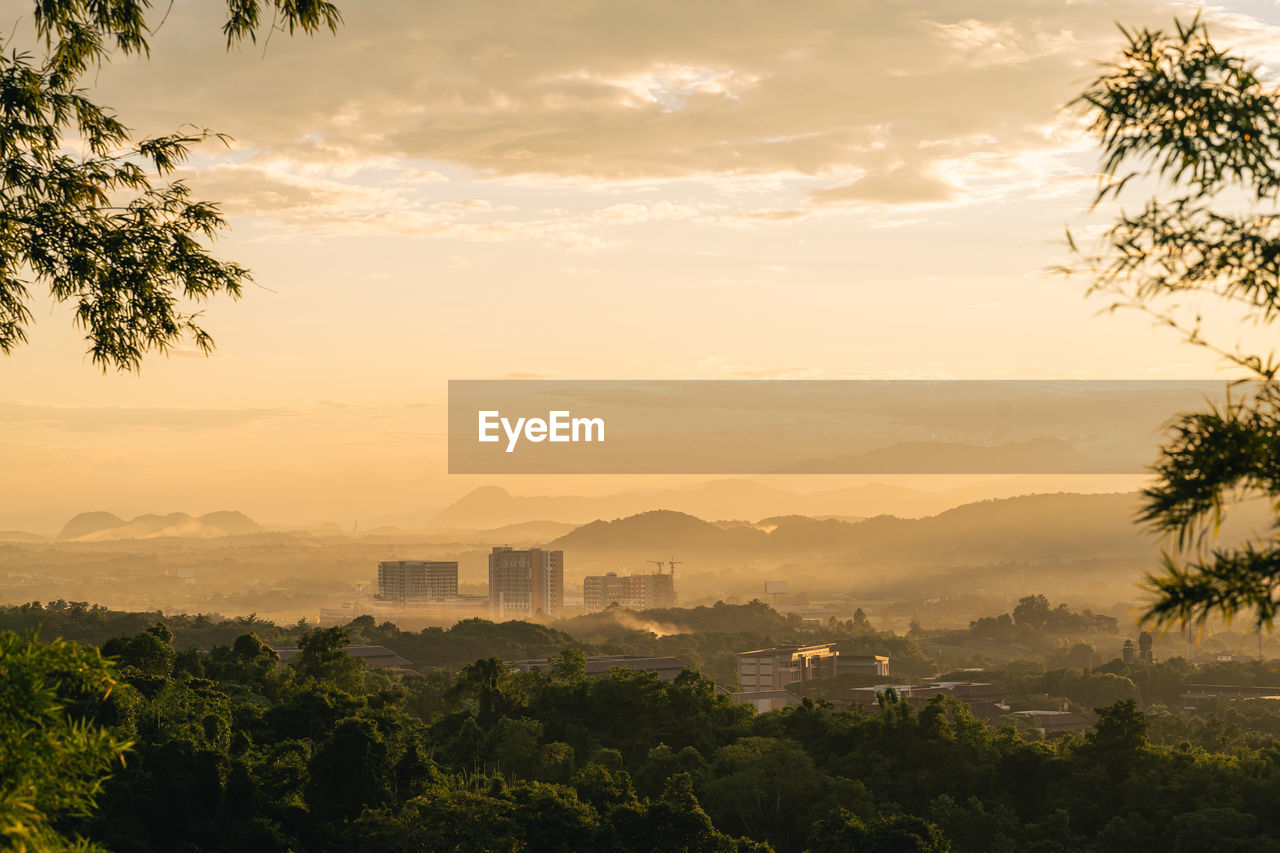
[{"left": 0, "top": 0, "right": 341, "bottom": 370}]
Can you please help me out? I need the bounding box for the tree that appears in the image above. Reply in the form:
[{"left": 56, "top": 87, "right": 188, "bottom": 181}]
[
  {"left": 700, "top": 736, "right": 824, "bottom": 845},
  {"left": 0, "top": 632, "right": 131, "bottom": 853},
  {"left": 809, "top": 810, "right": 951, "bottom": 853},
  {"left": 0, "top": 0, "right": 341, "bottom": 371},
  {"left": 1012, "top": 594, "right": 1051, "bottom": 629},
  {"left": 1070, "top": 16, "right": 1280, "bottom": 631},
  {"left": 293, "top": 625, "right": 364, "bottom": 686},
  {"left": 102, "top": 622, "right": 176, "bottom": 676},
  {"left": 550, "top": 647, "right": 587, "bottom": 683},
  {"left": 306, "top": 718, "right": 391, "bottom": 820}
]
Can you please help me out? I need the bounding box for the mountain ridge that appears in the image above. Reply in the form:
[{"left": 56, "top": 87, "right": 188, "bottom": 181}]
[{"left": 57, "top": 510, "right": 262, "bottom": 541}]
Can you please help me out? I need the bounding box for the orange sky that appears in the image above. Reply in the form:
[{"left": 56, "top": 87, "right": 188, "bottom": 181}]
[{"left": 1, "top": 0, "right": 1276, "bottom": 529}]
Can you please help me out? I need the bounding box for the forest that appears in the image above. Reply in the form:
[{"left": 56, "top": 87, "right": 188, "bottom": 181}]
[{"left": 7, "top": 602, "right": 1280, "bottom": 852}]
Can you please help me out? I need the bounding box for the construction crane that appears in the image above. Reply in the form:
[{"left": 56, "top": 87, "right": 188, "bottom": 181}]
[
  {"left": 667, "top": 558, "right": 682, "bottom": 581},
  {"left": 648, "top": 560, "right": 666, "bottom": 574}
]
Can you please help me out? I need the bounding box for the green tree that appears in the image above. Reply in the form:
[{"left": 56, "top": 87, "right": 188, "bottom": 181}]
[
  {"left": 1086, "top": 699, "right": 1149, "bottom": 780},
  {"left": 1070, "top": 16, "right": 1280, "bottom": 630},
  {"left": 0, "top": 632, "right": 131, "bottom": 853},
  {"left": 102, "top": 622, "right": 176, "bottom": 677},
  {"left": 701, "top": 736, "right": 824, "bottom": 846},
  {"left": 1012, "top": 595, "right": 1051, "bottom": 629},
  {"left": 306, "top": 717, "right": 391, "bottom": 820},
  {"left": 550, "top": 647, "right": 587, "bottom": 683},
  {"left": 0, "top": 0, "right": 341, "bottom": 370},
  {"left": 809, "top": 810, "right": 951, "bottom": 853},
  {"left": 294, "top": 625, "right": 362, "bottom": 684}
]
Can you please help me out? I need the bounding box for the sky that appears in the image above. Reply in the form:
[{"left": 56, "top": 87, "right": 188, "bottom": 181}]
[{"left": 2, "top": 0, "right": 1279, "bottom": 529}]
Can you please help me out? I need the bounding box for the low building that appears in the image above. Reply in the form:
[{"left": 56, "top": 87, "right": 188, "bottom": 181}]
[
  {"left": 1180, "top": 683, "right": 1280, "bottom": 710},
  {"left": 928, "top": 681, "right": 1006, "bottom": 704},
  {"left": 842, "top": 681, "right": 1006, "bottom": 708},
  {"left": 318, "top": 595, "right": 488, "bottom": 628},
  {"left": 512, "top": 654, "right": 691, "bottom": 681},
  {"left": 738, "top": 689, "right": 802, "bottom": 714},
  {"left": 839, "top": 654, "right": 890, "bottom": 677},
  {"left": 737, "top": 643, "right": 839, "bottom": 691},
  {"left": 1012, "top": 710, "right": 1090, "bottom": 736},
  {"left": 842, "top": 683, "right": 917, "bottom": 706},
  {"left": 271, "top": 644, "right": 413, "bottom": 672}
]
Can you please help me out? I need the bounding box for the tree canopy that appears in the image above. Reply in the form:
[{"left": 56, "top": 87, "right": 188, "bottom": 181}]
[{"left": 0, "top": 0, "right": 340, "bottom": 371}]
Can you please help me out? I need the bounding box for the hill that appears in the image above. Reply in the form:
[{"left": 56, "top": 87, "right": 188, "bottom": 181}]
[
  {"left": 58, "top": 511, "right": 127, "bottom": 540},
  {"left": 0, "top": 530, "right": 47, "bottom": 543},
  {"left": 552, "top": 510, "right": 768, "bottom": 551},
  {"left": 773, "top": 437, "right": 1134, "bottom": 474},
  {"left": 548, "top": 493, "right": 1150, "bottom": 564},
  {"left": 57, "top": 510, "right": 262, "bottom": 541},
  {"left": 429, "top": 478, "right": 1130, "bottom": 528}
]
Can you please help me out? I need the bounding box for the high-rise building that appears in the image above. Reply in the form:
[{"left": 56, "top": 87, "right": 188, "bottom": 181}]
[
  {"left": 583, "top": 572, "right": 624, "bottom": 612},
  {"left": 489, "top": 546, "right": 564, "bottom": 619},
  {"left": 376, "top": 560, "right": 458, "bottom": 602},
  {"left": 583, "top": 571, "right": 676, "bottom": 612}
]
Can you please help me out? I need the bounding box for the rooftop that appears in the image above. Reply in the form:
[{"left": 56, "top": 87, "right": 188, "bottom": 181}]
[
  {"left": 737, "top": 643, "right": 837, "bottom": 657},
  {"left": 271, "top": 644, "right": 413, "bottom": 669},
  {"left": 512, "top": 655, "right": 692, "bottom": 678}
]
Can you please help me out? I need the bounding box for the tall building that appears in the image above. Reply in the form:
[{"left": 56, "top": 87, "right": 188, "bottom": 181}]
[
  {"left": 583, "top": 572, "right": 626, "bottom": 612},
  {"left": 376, "top": 560, "right": 458, "bottom": 602},
  {"left": 489, "top": 546, "right": 564, "bottom": 619},
  {"left": 583, "top": 571, "right": 676, "bottom": 612}
]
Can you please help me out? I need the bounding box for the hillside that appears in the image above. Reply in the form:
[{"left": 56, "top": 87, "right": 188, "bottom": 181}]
[
  {"left": 430, "top": 478, "right": 1143, "bottom": 528},
  {"left": 773, "top": 437, "right": 1134, "bottom": 474},
  {"left": 550, "top": 492, "right": 1151, "bottom": 564}
]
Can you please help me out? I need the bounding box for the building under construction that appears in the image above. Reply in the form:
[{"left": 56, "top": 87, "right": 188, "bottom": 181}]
[{"left": 583, "top": 570, "right": 676, "bottom": 612}]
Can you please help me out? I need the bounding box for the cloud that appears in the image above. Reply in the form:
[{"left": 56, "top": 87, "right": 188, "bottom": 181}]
[
  {"left": 0, "top": 402, "right": 292, "bottom": 432},
  {"left": 179, "top": 158, "right": 710, "bottom": 247},
  {"left": 811, "top": 166, "right": 958, "bottom": 206},
  {"left": 76, "top": 0, "right": 1202, "bottom": 208}
]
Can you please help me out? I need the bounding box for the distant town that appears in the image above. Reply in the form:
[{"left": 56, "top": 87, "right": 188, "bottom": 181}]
[
  {"left": 290, "top": 546, "right": 1163, "bottom": 735},
  {"left": 338, "top": 546, "right": 675, "bottom": 624}
]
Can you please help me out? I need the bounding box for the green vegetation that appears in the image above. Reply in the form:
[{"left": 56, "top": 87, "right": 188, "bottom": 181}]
[
  {"left": 0, "top": 0, "right": 341, "bottom": 371},
  {"left": 968, "top": 594, "right": 1119, "bottom": 643},
  {"left": 1070, "top": 17, "right": 1280, "bottom": 630},
  {"left": 0, "top": 632, "right": 130, "bottom": 852},
  {"left": 7, "top": 603, "right": 1280, "bottom": 851},
  {"left": 0, "top": 599, "right": 932, "bottom": 686}
]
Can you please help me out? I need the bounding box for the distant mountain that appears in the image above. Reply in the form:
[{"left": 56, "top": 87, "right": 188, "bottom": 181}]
[
  {"left": 57, "top": 511, "right": 262, "bottom": 541},
  {"left": 58, "top": 511, "right": 126, "bottom": 540},
  {"left": 0, "top": 530, "right": 46, "bottom": 543},
  {"left": 545, "top": 492, "right": 1157, "bottom": 567},
  {"left": 429, "top": 478, "right": 1113, "bottom": 528},
  {"left": 552, "top": 510, "right": 767, "bottom": 551},
  {"left": 772, "top": 438, "right": 1136, "bottom": 474},
  {"left": 484, "top": 520, "right": 579, "bottom": 542}
]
